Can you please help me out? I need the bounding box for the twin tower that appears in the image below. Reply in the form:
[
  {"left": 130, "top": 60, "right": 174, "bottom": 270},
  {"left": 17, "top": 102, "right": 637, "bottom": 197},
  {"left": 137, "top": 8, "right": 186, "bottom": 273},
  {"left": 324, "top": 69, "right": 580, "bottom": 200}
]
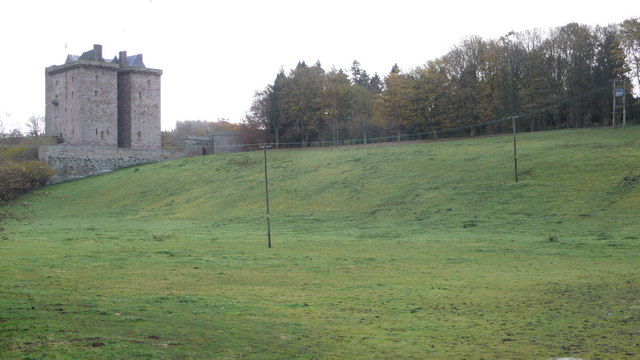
[{"left": 45, "top": 44, "right": 162, "bottom": 150}]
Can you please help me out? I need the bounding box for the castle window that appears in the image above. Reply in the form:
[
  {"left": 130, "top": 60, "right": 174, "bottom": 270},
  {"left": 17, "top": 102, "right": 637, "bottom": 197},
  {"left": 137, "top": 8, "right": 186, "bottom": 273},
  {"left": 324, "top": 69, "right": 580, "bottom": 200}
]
[
  {"left": 94, "top": 90, "right": 98, "bottom": 96},
  {"left": 101, "top": 131, "right": 104, "bottom": 140},
  {"left": 139, "top": 92, "right": 142, "bottom": 99},
  {"left": 137, "top": 131, "right": 142, "bottom": 141},
  {"left": 71, "top": 76, "right": 74, "bottom": 82},
  {"left": 71, "top": 91, "right": 74, "bottom": 98},
  {"left": 96, "top": 75, "right": 99, "bottom": 81},
  {"left": 96, "top": 128, "right": 98, "bottom": 135},
  {"left": 55, "top": 80, "right": 59, "bottom": 86},
  {"left": 147, "top": 80, "right": 150, "bottom": 86}
]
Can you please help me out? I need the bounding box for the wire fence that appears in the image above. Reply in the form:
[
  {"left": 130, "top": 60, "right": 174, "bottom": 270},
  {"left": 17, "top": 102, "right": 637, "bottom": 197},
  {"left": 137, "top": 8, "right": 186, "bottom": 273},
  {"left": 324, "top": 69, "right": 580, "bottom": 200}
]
[
  {"left": 2, "top": 84, "right": 634, "bottom": 155},
  {"left": 218, "top": 84, "right": 634, "bottom": 153}
]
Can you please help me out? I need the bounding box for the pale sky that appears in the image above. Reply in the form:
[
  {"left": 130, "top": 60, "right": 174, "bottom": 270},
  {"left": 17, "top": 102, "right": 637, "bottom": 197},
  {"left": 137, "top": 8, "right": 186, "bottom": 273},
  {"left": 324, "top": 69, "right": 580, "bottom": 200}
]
[{"left": 0, "top": 0, "right": 636, "bottom": 131}]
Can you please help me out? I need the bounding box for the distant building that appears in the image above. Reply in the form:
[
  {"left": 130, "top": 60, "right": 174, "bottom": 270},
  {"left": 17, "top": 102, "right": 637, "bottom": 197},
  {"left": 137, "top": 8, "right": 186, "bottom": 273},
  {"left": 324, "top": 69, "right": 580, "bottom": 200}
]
[
  {"left": 182, "top": 131, "right": 242, "bottom": 154},
  {"left": 45, "top": 44, "right": 162, "bottom": 150}
]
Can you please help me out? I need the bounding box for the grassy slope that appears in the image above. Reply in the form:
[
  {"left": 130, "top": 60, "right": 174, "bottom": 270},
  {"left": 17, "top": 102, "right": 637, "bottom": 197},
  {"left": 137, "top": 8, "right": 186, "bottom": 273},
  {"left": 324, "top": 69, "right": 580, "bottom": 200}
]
[{"left": 1, "top": 127, "right": 639, "bottom": 359}]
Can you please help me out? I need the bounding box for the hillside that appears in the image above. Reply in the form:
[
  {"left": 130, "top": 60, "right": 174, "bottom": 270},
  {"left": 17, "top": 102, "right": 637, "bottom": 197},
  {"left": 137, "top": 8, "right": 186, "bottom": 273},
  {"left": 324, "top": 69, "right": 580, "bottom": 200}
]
[
  {"left": 13, "top": 126, "right": 640, "bottom": 238},
  {"left": 1, "top": 127, "right": 639, "bottom": 359}
]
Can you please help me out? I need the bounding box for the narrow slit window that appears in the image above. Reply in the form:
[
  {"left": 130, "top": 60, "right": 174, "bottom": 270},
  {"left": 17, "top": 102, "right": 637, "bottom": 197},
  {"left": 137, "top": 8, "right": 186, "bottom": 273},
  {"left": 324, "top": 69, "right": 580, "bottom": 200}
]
[{"left": 94, "top": 90, "right": 98, "bottom": 96}]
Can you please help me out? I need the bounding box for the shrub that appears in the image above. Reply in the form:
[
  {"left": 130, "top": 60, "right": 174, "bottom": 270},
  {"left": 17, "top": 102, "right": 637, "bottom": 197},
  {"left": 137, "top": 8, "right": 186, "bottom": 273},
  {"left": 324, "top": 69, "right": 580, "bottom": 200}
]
[
  {"left": 0, "top": 136, "right": 59, "bottom": 162},
  {"left": 0, "top": 145, "right": 39, "bottom": 162},
  {"left": 0, "top": 161, "right": 55, "bottom": 203}
]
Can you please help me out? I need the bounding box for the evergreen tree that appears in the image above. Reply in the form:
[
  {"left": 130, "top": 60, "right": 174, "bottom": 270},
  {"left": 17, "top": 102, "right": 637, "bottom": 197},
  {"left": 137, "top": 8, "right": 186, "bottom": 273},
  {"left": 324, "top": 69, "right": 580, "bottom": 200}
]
[{"left": 350, "top": 60, "right": 371, "bottom": 87}]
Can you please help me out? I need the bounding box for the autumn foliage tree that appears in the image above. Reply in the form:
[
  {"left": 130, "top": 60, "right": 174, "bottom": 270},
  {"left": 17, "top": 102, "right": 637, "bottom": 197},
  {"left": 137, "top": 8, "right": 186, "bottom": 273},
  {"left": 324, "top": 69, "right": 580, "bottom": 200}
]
[{"left": 244, "top": 18, "right": 639, "bottom": 145}]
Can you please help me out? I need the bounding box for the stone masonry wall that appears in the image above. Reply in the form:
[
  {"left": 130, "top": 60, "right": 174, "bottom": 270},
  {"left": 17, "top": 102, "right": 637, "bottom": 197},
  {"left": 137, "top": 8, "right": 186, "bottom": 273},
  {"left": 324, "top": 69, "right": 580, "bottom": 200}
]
[
  {"left": 78, "top": 66, "right": 119, "bottom": 147},
  {"left": 118, "top": 69, "right": 162, "bottom": 149},
  {"left": 45, "top": 62, "right": 119, "bottom": 147},
  {"left": 39, "top": 145, "right": 197, "bottom": 184}
]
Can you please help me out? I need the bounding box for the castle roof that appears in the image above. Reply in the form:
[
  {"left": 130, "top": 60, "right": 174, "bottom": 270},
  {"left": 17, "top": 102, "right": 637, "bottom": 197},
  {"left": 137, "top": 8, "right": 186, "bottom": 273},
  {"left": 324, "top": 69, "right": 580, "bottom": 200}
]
[
  {"left": 125, "top": 54, "right": 145, "bottom": 68},
  {"left": 78, "top": 48, "right": 102, "bottom": 61},
  {"left": 49, "top": 45, "right": 160, "bottom": 76},
  {"left": 66, "top": 54, "right": 79, "bottom": 63},
  {"left": 65, "top": 54, "right": 118, "bottom": 64},
  {"left": 64, "top": 46, "right": 145, "bottom": 67}
]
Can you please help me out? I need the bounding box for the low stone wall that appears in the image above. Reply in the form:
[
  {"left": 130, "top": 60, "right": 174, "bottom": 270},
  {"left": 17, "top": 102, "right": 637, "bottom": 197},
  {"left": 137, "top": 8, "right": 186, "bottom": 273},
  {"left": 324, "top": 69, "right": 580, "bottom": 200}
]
[{"left": 39, "top": 145, "right": 197, "bottom": 183}]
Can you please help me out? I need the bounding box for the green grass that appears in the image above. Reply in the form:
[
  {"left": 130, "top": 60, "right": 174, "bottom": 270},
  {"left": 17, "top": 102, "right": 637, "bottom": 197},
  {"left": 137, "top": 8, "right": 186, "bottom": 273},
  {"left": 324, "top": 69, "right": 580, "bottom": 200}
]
[{"left": 1, "top": 127, "right": 639, "bottom": 359}]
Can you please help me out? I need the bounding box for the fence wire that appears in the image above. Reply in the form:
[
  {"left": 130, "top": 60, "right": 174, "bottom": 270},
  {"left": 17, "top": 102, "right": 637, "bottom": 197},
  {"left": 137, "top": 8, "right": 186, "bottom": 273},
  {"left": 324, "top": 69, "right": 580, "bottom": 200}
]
[{"left": 219, "top": 84, "right": 623, "bottom": 152}]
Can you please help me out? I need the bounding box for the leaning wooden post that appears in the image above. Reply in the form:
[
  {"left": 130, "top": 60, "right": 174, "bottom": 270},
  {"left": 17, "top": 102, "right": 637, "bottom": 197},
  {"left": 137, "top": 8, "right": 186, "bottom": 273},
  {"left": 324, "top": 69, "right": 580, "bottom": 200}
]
[{"left": 512, "top": 116, "right": 518, "bottom": 183}]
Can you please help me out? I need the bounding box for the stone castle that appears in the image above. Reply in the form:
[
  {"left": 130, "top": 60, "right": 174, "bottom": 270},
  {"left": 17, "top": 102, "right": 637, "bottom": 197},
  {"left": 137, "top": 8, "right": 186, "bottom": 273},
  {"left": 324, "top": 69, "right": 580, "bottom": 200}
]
[
  {"left": 41, "top": 45, "right": 193, "bottom": 183},
  {"left": 45, "top": 44, "right": 162, "bottom": 149}
]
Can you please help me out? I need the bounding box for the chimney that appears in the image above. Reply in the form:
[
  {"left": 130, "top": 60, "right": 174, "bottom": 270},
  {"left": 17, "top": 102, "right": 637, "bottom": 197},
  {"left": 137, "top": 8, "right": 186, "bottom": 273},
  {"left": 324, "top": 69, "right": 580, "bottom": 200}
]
[
  {"left": 119, "top": 51, "right": 127, "bottom": 68},
  {"left": 93, "top": 44, "right": 102, "bottom": 61}
]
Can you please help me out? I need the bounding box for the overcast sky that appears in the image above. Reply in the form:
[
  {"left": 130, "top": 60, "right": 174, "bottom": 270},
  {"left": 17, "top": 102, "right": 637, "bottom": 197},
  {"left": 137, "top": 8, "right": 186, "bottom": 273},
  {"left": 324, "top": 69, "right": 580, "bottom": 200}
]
[{"left": 0, "top": 0, "right": 636, "bottom": 131}]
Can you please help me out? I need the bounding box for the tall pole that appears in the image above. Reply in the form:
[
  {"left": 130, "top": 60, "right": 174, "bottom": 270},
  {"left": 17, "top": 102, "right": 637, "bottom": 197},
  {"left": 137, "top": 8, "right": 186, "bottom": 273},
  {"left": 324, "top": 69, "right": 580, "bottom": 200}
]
[
  {"left": 613, "top": 79, "right": 627, "bottom": 128},
  {"left": 512, "top": 116, "right": 518, "bottom": 183},
  {"left": 623, "top": 79, "right": 627, "bottom": 128},
  {"left": 260, "top": 145, "right": 272, "bottom": 248},
  {"left": 612, "top": 79, "right": 617, "bottom": 129}
]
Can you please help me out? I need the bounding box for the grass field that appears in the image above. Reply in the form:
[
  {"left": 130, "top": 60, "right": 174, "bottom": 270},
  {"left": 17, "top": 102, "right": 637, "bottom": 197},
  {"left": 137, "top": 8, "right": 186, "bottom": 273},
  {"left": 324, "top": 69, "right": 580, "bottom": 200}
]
[{"left": 1, "top": 127, "right": 639, "bottom": 359}]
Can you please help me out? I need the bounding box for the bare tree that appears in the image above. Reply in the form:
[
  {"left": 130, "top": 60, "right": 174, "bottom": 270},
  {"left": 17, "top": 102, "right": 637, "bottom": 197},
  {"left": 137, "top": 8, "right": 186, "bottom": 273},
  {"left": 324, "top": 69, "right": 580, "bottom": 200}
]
[
  {"left": 9, "top": 128, "right": 23, "bottom": 138},
  {"left": 26, "top": 115, "right": 44, "bottom": 137}
]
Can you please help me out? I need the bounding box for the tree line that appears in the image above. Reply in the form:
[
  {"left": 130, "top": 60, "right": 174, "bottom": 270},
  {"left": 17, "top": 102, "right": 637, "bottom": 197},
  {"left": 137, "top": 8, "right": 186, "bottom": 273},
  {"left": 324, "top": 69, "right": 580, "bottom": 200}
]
[{"left": 242, "top": 18, "right": 640, "bottom": 146}]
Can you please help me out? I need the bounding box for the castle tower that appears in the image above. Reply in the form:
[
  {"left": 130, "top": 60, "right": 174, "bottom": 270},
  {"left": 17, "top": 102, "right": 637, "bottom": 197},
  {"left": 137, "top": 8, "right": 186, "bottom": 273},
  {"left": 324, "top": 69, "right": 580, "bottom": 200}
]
[
  {"left": 117, "top": 51, "right": 162, "bottom": 149},
  {"left": 45, "top": 44, "right": 162, "bottom": 150},
  {"left": 45, "top": 45, "right": 119, "bottom": 147}
]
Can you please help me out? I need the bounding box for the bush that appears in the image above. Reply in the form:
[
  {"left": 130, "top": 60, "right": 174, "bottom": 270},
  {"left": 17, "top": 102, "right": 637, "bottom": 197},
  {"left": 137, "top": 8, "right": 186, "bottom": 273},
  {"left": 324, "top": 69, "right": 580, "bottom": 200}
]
[
  {"left": 0, "top": 136, "right": 59, "bottom": 162},
  {"left": 0, "top": 161, "right": 55, "bottom": 203},
  {"left": 0, "top": 145, "right": 39, "bottom": 162}
]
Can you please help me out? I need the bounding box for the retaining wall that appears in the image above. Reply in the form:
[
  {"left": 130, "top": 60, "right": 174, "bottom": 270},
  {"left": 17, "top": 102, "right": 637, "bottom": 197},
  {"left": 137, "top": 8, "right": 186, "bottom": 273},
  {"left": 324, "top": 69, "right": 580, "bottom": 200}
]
[{"left": 39, "top": 145, "right": 196, "bottom": 184}]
